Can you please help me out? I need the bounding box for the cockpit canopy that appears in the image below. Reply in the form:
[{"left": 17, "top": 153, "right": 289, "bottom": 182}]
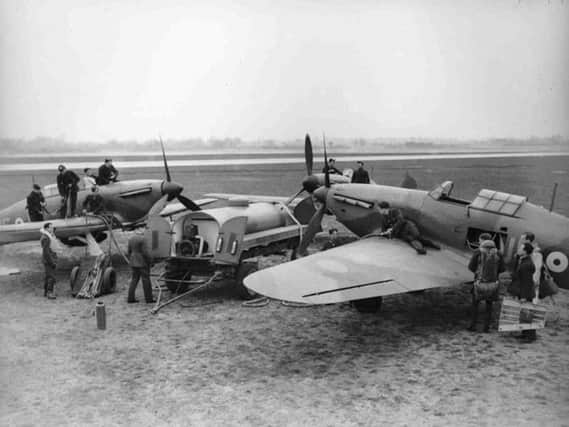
[
  {"left": 430, "top": 181, "right": 527, "bottom": 216},
  {"left": 470, "top": 189, "right": 527, "bottom": 216}
]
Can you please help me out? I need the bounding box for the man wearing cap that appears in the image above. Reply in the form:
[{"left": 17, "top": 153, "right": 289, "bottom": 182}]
[
  {"left": 322, "top": 158, "right": 342, "bottom": 175},
  {"left": 26, "top": 184, "right": 46, "bottom": 222},
  {"left": 351, "top": 161, "right": 370, "bottom": 184},
  {"left": 56, "top": 165, "right": 80, "bottom": 218},
  {"left": 98, "top": 158, "right": 119, "bottom": 185},
  {"left": 467, "top": 238, "right": 504, "bottom": 332}
]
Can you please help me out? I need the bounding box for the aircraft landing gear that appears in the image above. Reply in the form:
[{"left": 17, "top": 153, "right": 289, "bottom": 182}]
[
  {"left": 235, "top": 261, "right": 259, "bottom": 300},
  {"left": 352, "top": 297, "right": 383, "bottom": 313}
]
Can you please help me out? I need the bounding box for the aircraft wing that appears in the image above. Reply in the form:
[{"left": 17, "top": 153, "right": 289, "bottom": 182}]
[
  {"left": 0, "top": 216, "right": 108, "bottom": 245},
  {"left": 159, "top": 197, "right": 220, "bottom": 217},
  {"left": 205, "top": 193, "right": 304, "bottom": 205},
  {"left": 244, "top": 237, "right": 472, "bottom": 304}
]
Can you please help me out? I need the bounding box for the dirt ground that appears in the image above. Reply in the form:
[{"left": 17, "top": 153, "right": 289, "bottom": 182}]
[{"left": 1, "top": 227, "right": 568, "bottom": 427}]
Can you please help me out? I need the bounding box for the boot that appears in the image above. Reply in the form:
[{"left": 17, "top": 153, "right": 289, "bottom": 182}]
[
  {"left": 410, "top": 240, "right": 426, "bottom": 255},
  {"left": 46, "top": 280, "right": 56, "bottom": 299}
]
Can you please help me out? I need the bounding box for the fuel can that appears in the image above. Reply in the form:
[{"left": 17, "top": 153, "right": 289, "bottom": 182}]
[{"left": 96, "top": 301, "right": 106, "bottom": 330}]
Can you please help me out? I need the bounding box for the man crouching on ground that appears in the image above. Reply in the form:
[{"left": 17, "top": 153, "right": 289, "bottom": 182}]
[{"left": 40, "top": 222, "right": 58, "bottom": 299}]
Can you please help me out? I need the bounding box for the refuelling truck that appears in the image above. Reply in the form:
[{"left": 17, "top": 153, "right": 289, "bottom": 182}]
[{"left": 144, "top": 197, "right": 314, "bottom": 300}]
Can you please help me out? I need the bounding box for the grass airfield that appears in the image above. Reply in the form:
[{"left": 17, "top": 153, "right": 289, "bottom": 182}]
[{"left": 1, "top": 155, "right": 568, "bottom": 426}]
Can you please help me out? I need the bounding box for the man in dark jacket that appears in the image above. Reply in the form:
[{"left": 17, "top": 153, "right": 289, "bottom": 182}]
[
  {"left": 127, "top": 231, "right": 154, "bottom": 303},
  {"left": 387, "top": 208, "right": 440, "bottom": 254},
  {"left": 26, "top": 184, "right": 46, "bottom": 222},
  {"left": 82, "top": 185, "right": 105, "bottom": 214},
  {"left": 98, "top": 158, "right": 119, "bottom": 185},
  {"left": 40, "top": 222, "right": 58, "bottom": 299},
  {"left": 322, "top": 158, "right": 342, "bottom": 175},
  {"left": 351, "top": 161, "right": 370, "bottom": 184},
  {"left": 514, "top": 243, "right": 538, "bottom": 341},
  {"left": 56, "top": 165, "right": 80, "bottom": 217}
]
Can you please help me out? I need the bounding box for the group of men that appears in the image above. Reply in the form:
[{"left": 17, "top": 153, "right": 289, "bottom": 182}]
[
  {"left": 466, "top": 231, "right": 545, "bottom": 341},
  {"left": 25, "top": 158, "right": 118, "bottom": 221},
  {"left": 322, "top": 158, "right": 371, "bottom": 184},
  {"left": 39, "top": 222, "right": 153, "bottom": 303}
]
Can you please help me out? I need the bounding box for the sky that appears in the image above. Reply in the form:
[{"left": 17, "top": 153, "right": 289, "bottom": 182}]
[{"left": 0, "top": 0, "right": 568, "bottom": 142}]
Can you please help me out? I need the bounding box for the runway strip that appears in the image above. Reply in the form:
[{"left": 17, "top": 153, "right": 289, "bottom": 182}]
[{"left": 1, "top": 151, "right": 568, "bottom": 172}]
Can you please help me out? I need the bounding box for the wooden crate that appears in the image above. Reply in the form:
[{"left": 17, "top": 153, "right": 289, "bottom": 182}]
[{"left": 498, "top": 297, "right": 547, "bottom": 332}]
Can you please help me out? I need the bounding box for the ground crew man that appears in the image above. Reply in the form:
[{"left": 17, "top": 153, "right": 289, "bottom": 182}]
[
  {"left": 98, "top": 158, "right": 119, "bottom": 185},
  {"left": 378, "top": 203, "right": 440, "bottom": 254},
  {"left": 56, "top": 165, "right": 80, "bottom": 217},
  {"left": 40, "top": 222, "right": 58, "bottom": 299},
  {"left": 519, "top": 232, "right": 543, "bottom": 304},
  {"left": 26, "top": 184, "right": 46, "bottom": 222},
  {"left": 513, "top": 242, "right": 538, "bottom": 342},
  {"left": 82, "top": 185, "right": 105, "bottom": 215},
  {"left": 322, "top": 158, "right": 342, "bottom": 175},
  {"left": 351, "top": 161, "right": 370, "bottom": 183},
  {"left": 83, "top": 168, "right": 97, "bottom": 188},
  {"left": 127, "top": 230, "right": 155, "bottom": 304}
]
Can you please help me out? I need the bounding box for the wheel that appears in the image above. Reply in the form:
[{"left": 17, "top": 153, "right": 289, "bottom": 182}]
[
  {"left": 352, "top": 297, "right": 383, "bottom": 313},
  {"left": 236, "top": 262, "right": 259, "bottom": 300},
  {"left": 102, "top": 267, "right": 116, "bottom": 294},
  {"left": 164, "top": 260, "right": 191, "bottom": 293},
  {"left": 70, "top": 265, "right": 80, "bottom": 294}
]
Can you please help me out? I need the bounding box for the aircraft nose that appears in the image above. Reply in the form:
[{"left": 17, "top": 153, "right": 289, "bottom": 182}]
[
  {"left": 302, "top": 175, "right": 320, "bottom": 194},
  {"left": 162, "top": 181, "right": 183, "bottom": 197},
  {"left": 313, "top": 186, "right": 329, "bottom": 204}
]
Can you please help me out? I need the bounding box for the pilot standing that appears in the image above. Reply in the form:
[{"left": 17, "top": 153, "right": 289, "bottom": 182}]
[
  {"left": 40, "top": 222, "right": 58, "bottom": 299},
  {"left": 56, "top": 165, "right": 80, "bottom": 218},
  {"left": 467, "top": 239, "right": 504, "bottom": 332},
  {"left": 322, "top": 158, "right": 342, "bottom": 175},
  {"left": 351, "top": 161, "right": 370, "bottom": 183},
  {"left": 98, "top": 158, "right": 119, "bottom": 185},
  {"left": 26, "top": 184, "right": 46, "bottom": 222},
  {"left": 127, "top": 230, "right": 155, "bottom": 304}
]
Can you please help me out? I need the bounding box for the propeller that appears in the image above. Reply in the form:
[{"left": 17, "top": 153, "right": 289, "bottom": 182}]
[
  {"left": 296, "top": 135, "right": 331, "bottom": 256},
  {"left": 305, "top": 134, "right": 313, "bottom": 176},
  {"left": 153, "top": 138, "right": 201, "bottom": 215},
  {"left": 159, "top": 136, "right": 172, "bottom": 183}
]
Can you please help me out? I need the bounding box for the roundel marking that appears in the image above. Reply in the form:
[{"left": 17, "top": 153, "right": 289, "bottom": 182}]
[
  {"left": 15, "top": 217, "right": 24, "bottom": 224},
  {"left": 546, "top": 251, "right": 568, "bottom": 274}
]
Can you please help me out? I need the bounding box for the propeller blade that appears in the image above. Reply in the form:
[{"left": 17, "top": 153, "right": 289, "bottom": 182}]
[
  {"left": 297, "top": 203, "right": 326, "bottom": 256},
  {"left": 177, "top": 194, "right": 201, "bottom": 211},
  {"left": 159, "top": 136, "right": 172, "bottom": 183},
  {"left": 148, "top": 194, "right": 170, "bottom": 218},
  {"left": 323, "top": 133, "right": 330, "bottom": 188},
  {"left": 285, "top": 188, "right": 305, "bottom": 206},
  {"left": 304, "top": 134, "right": 313, "bottom": 176}
]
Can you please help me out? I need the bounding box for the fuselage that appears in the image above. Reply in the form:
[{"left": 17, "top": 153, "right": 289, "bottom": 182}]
[
  {"left": 0, "top": 179, "right": 169, "bottom": 226},
  {"left": 320, "top": 182, "right": 569, "bottom": 289}
]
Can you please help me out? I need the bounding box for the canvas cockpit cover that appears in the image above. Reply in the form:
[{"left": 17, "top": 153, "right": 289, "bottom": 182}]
[{"left": 469, "top": 189, "right": 526, "bottom": 216}]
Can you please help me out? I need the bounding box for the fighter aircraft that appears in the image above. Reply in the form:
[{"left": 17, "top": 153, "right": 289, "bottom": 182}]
[
  {"left": 227, "top": 134, "right": 569, "bottom": 312},
  {"left": 0, "top": 142, "right": 211, "bottom": 246}
]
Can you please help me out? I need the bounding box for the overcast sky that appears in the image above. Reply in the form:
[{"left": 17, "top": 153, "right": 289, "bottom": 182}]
[{"left": 1, "top": 0, "right": 568, "bottom": 142}]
